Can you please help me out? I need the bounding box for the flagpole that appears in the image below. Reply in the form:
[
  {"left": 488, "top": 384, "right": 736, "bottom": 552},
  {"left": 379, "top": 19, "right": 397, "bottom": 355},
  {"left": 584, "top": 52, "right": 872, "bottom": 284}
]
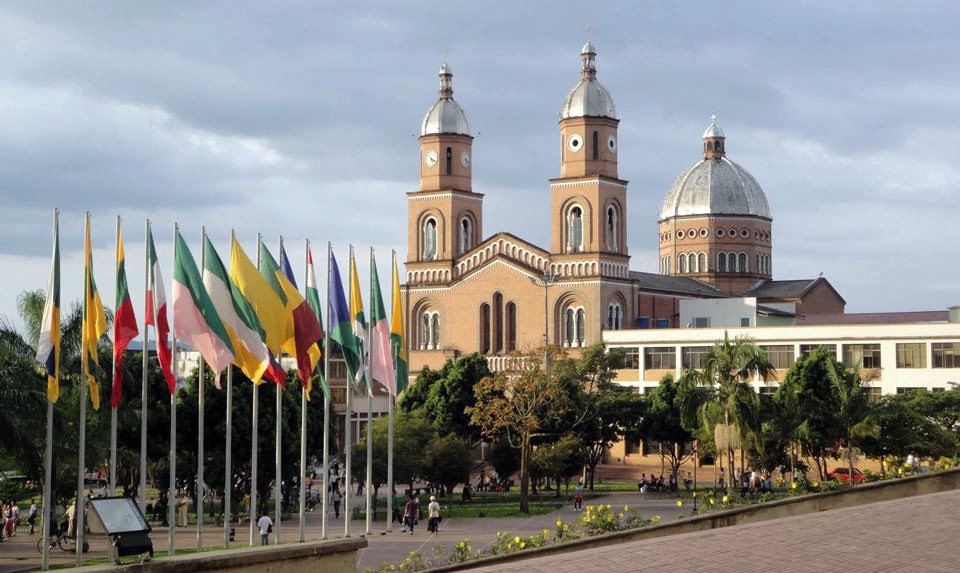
[
  {"left": 110, "top": 215, "right": 120, "bottom": 501},
  {"left": 344, "top": 245, "right": 353, "bottom": 539},
  {"left": 275, "top": 236, "right": 283, "bottom": 545},
  {"left": 299, "top": 238, "right": 309, "bottom": 543},
  {"left": 169, "top": 223, "right": 179, "bottom": 557},
  {"left": 41, "top": 208, "right": 58, "bottom": 571},
  {"left": 224, "top": 365, "right": 233, "bottom": 548},
  {"left": 140, "top": 219, "right": 150, "bottom": 516},
  {"left": 197, "top": 227, "right": 207, "bottom": 551},
  {"left": 386, "top": 251, "right": 396, "bottom": 534},
  {"left": 249, "top": 234, "right": 261, "bottom": 547},
  {"left": 322, "top": 242, "right": 331, "bottom": 540},
  {"left": 77, "top": 212, "right": 90, "bottom": 567},
  {"left": 365, "top": 247, "right": 374, "bottom": 536}
]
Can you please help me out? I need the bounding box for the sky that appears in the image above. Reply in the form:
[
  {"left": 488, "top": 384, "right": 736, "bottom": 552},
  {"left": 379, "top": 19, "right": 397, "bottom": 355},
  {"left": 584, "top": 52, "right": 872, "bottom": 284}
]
[{"left": 1, "top": 1, "right": 958, "bottom": 333}]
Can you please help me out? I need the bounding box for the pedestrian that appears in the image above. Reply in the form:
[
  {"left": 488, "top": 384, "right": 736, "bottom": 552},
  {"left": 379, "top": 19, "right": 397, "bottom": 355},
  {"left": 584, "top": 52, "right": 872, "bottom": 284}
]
[
  {"left": 27, "top": 500, "right": 38, "bottom": 535},
  {"left": 403, "top": 495, "right": 417, "bottom": 534},
  {"left": 427, "top": 495, "right": 441, "bottom": 533},
  {"left": 257, "top": 512, "right": 272, "bottom": 546},
  {"left": 573, "top": 484, "right": 583, "bottom": 511},
  {"left": 10, "top": 502, "right": 19, "bottom": 536},
  {"left": 176, "top": 492, "right": 190, "bottom": 527},
  {"left": 331, "top": 488, "right": 342, "bottom": 518}
]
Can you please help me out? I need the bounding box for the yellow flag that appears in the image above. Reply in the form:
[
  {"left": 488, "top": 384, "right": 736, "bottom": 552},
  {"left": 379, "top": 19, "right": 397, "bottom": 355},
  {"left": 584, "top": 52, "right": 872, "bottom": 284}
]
[
  {"left": 229, "top": 237, "right": 287, "bottom": 355},
  {"left": 82, "top": 214, "right": 107, "bottom": 410}
]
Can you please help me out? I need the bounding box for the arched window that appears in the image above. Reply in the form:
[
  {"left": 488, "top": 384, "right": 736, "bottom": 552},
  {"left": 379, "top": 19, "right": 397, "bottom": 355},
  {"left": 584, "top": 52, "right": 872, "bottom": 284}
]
[
  {"left": 690, "top": 252, "right": 699, "bottom": 273},
  {"left": 563, "top": 306, "right": 587, "bottom": 347},
  {"left": 718, "top": 252, "right": 728, "bottom": 272},
  {"left": 576, "top": 308, "right": 586, "bottom": 347},
  {"left": 431, "top": 314, "right": 440, "bottom": 349},
  {"left": 419, "top": 310, "right": 440, "bottom": 350},
  {"left": 506, "top": 302, "right": 517, "bottom": 352},
  {"left": 605, "top": 205, "right": 619, "bottom": 253},
  {"left": 422, "top": 218, "right": 437, "bottom": 261},
  {"left": 566, "top": 206, "right": 584, "bottom": 253},
  {"left": 678, "top": 253, "right": 688, "bottom": 274},
  {"left": 592, "top": 131, "right": 599, "bottom": 160},
  {"left": 607, "top": 303, "right": 622, "bottom": 330},
  {"left": 459, "top": 217, "right": 472, "bottom": 254},
  {"left": 492, "top": 292, "right": 504, "bottom": 353},
  {"left": 738, "top": 252, "right": 747, "bottom": 273},
  {"left": 698, "top": 252, "right": 707, "bottom": 272},
  {"left": 445, "top": 147, "right": 452, "bottom": 175},
  {"left": 479, "top": 303, "right": 491, "bottom": 353}
]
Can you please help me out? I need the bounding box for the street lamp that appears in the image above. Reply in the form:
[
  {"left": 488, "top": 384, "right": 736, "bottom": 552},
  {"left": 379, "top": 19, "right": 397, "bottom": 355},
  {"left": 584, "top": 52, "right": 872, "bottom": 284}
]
[
  {"left": 692, "top": 442, "right": 698, "bottom": 515},
  {"left": 528, "top": 270, "right": 561, "bottom": 366}
]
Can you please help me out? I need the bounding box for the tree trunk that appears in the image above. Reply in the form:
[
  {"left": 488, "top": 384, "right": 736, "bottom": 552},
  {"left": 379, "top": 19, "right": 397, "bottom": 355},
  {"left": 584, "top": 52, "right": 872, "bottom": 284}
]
[{"left": 519, "top": 436, "right": 530, "bottom": 514}]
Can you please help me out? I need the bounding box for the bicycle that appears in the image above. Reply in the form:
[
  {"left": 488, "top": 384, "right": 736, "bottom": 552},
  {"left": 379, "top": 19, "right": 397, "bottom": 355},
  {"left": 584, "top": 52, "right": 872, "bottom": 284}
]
[{"left": 36, "top": 531, "right": 88, "bottom": 553}]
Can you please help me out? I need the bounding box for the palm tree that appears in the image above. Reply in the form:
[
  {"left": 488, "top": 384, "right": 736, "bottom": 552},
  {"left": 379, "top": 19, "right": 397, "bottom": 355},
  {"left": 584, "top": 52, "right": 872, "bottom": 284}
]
[
  {"left": 826, "top": 360, "right": 879, "bottom": 485},
  {"left": 679, "top": 332, "right": 774, "bottom": 488}
]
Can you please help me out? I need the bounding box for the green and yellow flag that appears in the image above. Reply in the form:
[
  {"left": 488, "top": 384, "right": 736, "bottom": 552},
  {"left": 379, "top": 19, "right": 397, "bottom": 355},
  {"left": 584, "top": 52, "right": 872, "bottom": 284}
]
[{"left": 82, "top": 214, "right": 108, "bottom": 410}]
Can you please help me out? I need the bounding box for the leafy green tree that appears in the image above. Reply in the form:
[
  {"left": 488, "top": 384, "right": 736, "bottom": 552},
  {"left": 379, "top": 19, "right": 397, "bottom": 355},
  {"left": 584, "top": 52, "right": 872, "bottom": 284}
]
[
  {"left": 529, "top": 434, "right": 586, "bottom": 496},
  {"left": 859, "top": 392, "right": 956, "bottom": 474},
  {"left": 679, "top": 332, "right": 773, "bottom": 482},
  {"left": 422, "top": 434, "right": 473, "bottom": 497},
  {"left": 638, "top": 375, "right": 695, "bottom": 480},
  {"left": 468, "top": 348, "right": 573, "bottom": 513},
  {"left": 422, "top": 353, "right": 490, "bottom": 440},
  {"left": 826, "top": 360, "right": 879, "bottom": 484},
  {"left": 485, "top": 436, "right": 519, "bottom": 487}
]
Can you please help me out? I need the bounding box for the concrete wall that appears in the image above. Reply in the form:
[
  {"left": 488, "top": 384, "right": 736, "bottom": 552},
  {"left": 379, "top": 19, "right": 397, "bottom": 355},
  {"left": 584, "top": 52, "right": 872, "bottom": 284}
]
[
  {"left": 679, "top": 297, "right": 757, "bottom": 328},
  {"left": 429, "top": 469, "right": 960, "bottom": 572},
  {"left": 71, "top": 538, "right": 366, "bottom": 573}
]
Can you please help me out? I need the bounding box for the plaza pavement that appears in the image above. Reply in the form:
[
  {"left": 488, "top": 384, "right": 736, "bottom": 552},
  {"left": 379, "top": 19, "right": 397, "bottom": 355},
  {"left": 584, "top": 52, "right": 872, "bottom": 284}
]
[{"left": 0, "top": 488, "right": 957, "bottom": 572}]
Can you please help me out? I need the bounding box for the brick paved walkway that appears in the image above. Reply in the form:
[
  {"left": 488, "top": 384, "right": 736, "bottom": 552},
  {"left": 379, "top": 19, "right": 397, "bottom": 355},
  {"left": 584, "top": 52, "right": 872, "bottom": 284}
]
[{"left": 466, "top": 489, "right": 960, "bottom": 573}]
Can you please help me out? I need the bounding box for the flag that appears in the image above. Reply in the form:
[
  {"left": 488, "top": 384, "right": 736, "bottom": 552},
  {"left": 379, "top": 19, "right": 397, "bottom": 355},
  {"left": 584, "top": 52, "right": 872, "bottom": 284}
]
[
  {"left": 172, "top": 229, "right": 235, "bottom": 382},
  {"left": 305, "top": 246, "right": 327, "bottom": 397},
  {"left": 146, "top": 226, "right": 176, "bottom": 394},
  {"left": 202, "top": 235, "right": 271, "bottom": 385},
  {"left": 369, "top": 254, "right": 394, "bottom": 395},
  {"left": 329, "top": 249, "right": 362, "bottom": 390},
  {"left": 229, "top": 237, "right": 287, "bottom": 386},
  {"left": 82, "top": 215, "right": 108, "bottom": 410},
  {"left": 111, "top": 220, "right": 139, "bottom": 408},
  {"left": 390, "top": 253, "right": 408, "bottom": 395},
  {"left": 257, "top": 242, "right": 293, "bottom": 352},
  {"left": 36, "top": 211, "right": 60, "bottom": 403},
  {"left": 348, "top": 248, "right": 368, "bottom": 394},
  {"left": 279, "top": 243, "right": 323, "bottom": 394}
]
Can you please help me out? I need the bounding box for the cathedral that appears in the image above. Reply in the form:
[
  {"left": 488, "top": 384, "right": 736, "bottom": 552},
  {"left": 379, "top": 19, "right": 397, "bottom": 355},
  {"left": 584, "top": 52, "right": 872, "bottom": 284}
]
[{"left": 402, "top": 43, "right": 845, "bottom": 376}]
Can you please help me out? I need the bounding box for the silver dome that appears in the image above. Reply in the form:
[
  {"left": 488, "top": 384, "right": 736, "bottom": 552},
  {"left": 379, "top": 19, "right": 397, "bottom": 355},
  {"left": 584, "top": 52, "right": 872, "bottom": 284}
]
[
  {"left": 560, "top": 44, "right": 617, "bottom": 120},
  {"left": 703, "top": 113, "right": 725, "bottom": 138},
  {"left": 421, "top": 65, "right": 471, "bottom": 136},
  {"left": 659, "top": 157, "right": 771, "bottom": 220}
]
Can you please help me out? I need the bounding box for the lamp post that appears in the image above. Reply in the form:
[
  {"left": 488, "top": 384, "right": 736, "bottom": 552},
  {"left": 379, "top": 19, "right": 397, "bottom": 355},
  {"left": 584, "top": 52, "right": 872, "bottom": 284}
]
[
  {"left": 529, "top": 270, "right": 561, "bottom": 367},
  {"left": 692, "top": 443, "right": 698, "bottom": 514}
]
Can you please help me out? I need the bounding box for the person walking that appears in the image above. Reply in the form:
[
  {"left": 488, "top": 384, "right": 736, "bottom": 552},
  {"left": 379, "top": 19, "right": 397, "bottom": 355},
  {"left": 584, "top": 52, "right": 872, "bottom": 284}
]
[
  {"left": 176, "top": 492, "right": 189, "bottom": 527},
  {"left": 403, "top": 495, "right": 417, "bottom": 534},
  {"left": 427, "top": 496, "right": 441, "bottom": 533},
  {"left": 257, "top": 512, "right": 272, "bottom": 546},
  {"left": 27, "top": 500, "right": 38, "bottom": 535},
  {"left": 331, "top": 488, "right": 343, "bottom": 519}
]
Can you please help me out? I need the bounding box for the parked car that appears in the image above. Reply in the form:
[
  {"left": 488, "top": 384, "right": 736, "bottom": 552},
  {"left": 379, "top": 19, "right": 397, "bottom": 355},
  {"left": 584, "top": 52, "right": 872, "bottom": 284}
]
[{"left": 826, "top": 467, "right": 864, "bottom": 483}]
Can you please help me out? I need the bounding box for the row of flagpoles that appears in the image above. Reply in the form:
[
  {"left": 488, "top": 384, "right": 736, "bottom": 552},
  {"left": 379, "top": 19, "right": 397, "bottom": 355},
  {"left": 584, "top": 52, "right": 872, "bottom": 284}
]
[{"left": 33, "top": 210, "right": 409, "bottom": 569}]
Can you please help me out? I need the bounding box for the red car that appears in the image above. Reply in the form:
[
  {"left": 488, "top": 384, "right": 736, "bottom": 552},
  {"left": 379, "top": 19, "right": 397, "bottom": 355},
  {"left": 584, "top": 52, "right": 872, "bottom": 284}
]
[{"left": 827, "top": 467, "right": 864, "bottom": 483}]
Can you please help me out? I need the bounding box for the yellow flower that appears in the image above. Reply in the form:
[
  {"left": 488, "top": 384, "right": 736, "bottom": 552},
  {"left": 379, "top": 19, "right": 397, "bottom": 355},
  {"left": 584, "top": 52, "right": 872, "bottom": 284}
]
[
  {"left": 514, "top": 536, "right": 521, "bottom": 544},
  {"left": 791, "top": 481, "right": 798, "bottom": 490},
  {"left": 556, "top": 519, "right": 563, "bottom": 526},
  {"left": 722, "top": 495, "right": 729, "bottom": 504},
  {"left": 676, "top": 500, "right": 683, "bottom": 507},
  {"left": 563, "top": 525, "right": 569, "bottom": 531},
  {"left": 519, "top": 541, "right": 526, "bottom": 549},
  {"left": 618, "top": 513, "right": 624, "bottom": 519},
  {"left": 606, "top": 504, "right": 612, "bottom": 510},
  {"left": 587, "top": 505, "right": 594, "bottom": 511},
  {"left": 692, "top": 492, "right": 696, "bottom": 497},
  {"left": 624, "top": 505, "right": 630, "bottom": 511},
  {"left": 813, "top": 481, "right": 819, "bottom": 488},
  {"left": 708, "top": 498, "right": 715, "bottom": 505}
]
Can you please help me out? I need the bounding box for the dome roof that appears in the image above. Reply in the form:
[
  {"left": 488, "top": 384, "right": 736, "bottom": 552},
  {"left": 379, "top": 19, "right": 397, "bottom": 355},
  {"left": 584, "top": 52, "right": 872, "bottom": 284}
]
[
  {"left": 703, "top": 113, "right": 725, "bottom": 138},
  {"left": 421, "top": 64, "right": 471, "bottom": 136},
  {"left": 561, "top": 43, "right": 617, "bottom": 120},
  {"left": 659, "top": 157, "right": 771, "bottom": 220}
]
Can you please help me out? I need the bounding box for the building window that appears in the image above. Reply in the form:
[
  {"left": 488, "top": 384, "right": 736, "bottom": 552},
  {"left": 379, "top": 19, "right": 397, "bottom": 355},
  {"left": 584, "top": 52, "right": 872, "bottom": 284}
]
[
  {"left": 606, "top": 206, "right": 619, "bottom": 253},
  {"left": 563, "top": 306, "right": 586, "bottom": 348},
  {"left": 459, "top": 217, "right": 472, "bottom": 254},
  {"left": 644, "top": 347, "right": 676, "bottom": 370},
  {"left": 445, "top": 146, "right": 452, "bottom": 175},
  {"left": 567, "top": 206, "right": 584, "bottom": 253},
  {"left": 492, "top": 292, "right": 504, "bottom": 353},
  {"left": 698, "top": 252, "right": 706, "bottom": 272},
  {"left": 678, "top": 253, "right": 688, "bottom": 273},
  {"left": 506, "top": 302, "right": 517, "bottom": 352},
  {"left": 681, "top": 346, "right": 710, "bottom": 369},
  {"left": 692, "top": 317, "right": 711, "bottom": 328},
  {"left": 607, "top": 303, "right": 622, "bottom": 330},
  {"left": 592, "top": 130, "right": 599, "bottom": 160},
  {"left": 623, "top": 347, "right": 640, "bottom": 369},
  {"left": 479, "top": 303, "right": 491, "bottom": 353},
  {"left": 761, "top": 345, "right": 794, "bottom": 369},
  {"left": 843, "top": 343, "right": 882, "bottom": 369},
  {"left": 866, "top": 387, "right": 882, "bottom": 404},
  {"left": 740, "top": 317, "right": 750, "bottom": 327},
  {"left": 800, "top": 344, "right": 837, "bottom": 358},
  {"left": 896, "top": 343, "right": 926, "bottom": 368},
  {"left": 932, "top": 342, "right": 960, "bottom": 368},
  {"left": 738, "top": 252, "right": 747, "bottom": 272},
  {"left": 718, "top": 252, "right": 728, "bottom": 272},
  {"left": 422, "top": 218, "right": 438, "bottom": 261},
  {"left": 419, "top": 310, "right": 440, "bottom": 350}
]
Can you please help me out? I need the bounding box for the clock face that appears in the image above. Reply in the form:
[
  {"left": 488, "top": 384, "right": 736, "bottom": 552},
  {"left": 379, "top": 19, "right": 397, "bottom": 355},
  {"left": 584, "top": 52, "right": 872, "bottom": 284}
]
[
  {"left": 424, "top": 150, "right": 438, "bottom": 167},
  {"left": 567, "top": 133, "right": 583, "bottom": 152},
  {"left": 460, "top": 150, "right": 471, "bottom": 168}
]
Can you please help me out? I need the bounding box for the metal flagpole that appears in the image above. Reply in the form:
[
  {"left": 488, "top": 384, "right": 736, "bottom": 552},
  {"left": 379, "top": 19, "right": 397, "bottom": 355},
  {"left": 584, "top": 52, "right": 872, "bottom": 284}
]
[
  {"left": 140, "top": 220, "right": 150, "bottom": 515},
  {"left": 76, "top": 212, "right": 90, "bottom": 567},
  {"left": 386, "top": 250, "right": 396, "bottom": 534},
  {"left": 322, "top": 242, "right": 331, "bottom": 540},
  {"left": 365, "top": 247, "right": 374, "bottom": 536},
  {"left": 110, "top": 215, "right": 120, "bottom": 501},
  {"left": 249, "top": 233, "right": 261, "bottom": 547},
  {"left": 275, "top": 236, "right": 283, "bottom": 545},
  {"left": 197, "top": 227, "right": 207, "bottom": 551},
  {"left": 41, "top": 208, "right": 58, "bottom": 571},
  {"left": 299, "top": 238, "right": 309, "bottom": 543},
  {"left": 344, "top": 245, "right": 353, "bottom": 538},
  {"left": 224, "top": 365, "right": 233, "bottom": 548},
  {"left": 168, "top": 223, "right": 179, "bottom": 556}
]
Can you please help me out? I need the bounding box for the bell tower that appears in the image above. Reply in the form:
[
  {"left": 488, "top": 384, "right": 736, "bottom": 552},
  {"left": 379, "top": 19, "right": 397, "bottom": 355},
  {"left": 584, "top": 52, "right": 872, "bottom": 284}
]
[{"left": 407, "top": 64, "right": 483, "bottom": 285}]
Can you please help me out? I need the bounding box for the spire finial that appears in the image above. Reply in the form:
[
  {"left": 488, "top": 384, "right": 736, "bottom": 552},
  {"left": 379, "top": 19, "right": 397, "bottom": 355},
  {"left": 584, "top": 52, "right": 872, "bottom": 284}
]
[
  {"left": 442, "top": 47, "right": 448, "bottom": 65},
  {"left": 710, "top": 112, "right": 718, "bottom": 124},
  {"left": 585, "top": 24, "right": 592, "bottom": 43}
]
